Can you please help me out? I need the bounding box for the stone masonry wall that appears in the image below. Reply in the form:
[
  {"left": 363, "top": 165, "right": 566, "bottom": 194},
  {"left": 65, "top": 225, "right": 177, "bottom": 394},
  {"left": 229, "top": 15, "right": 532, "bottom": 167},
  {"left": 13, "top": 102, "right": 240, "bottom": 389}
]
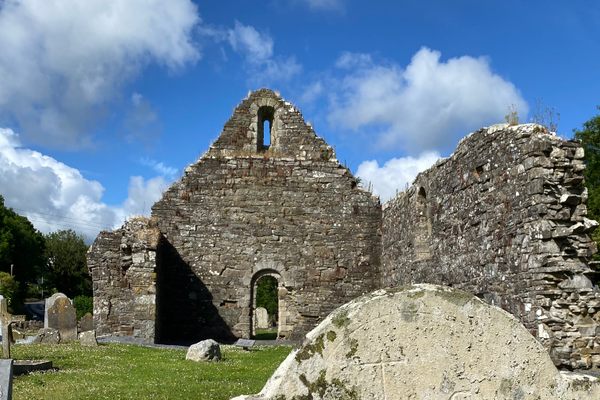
[
  {"left": 87, "top": 217, "right": 161, "bottom": 342},
  {"left": 149, "top": 89, "right": 381, "bottom": 343},
  {"left": 382, "top": 124, "right": 600, "bottom": 369}
]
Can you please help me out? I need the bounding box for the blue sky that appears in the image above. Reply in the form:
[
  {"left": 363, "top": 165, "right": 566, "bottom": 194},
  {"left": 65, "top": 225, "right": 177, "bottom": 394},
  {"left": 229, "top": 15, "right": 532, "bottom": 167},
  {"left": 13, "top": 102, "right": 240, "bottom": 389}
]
[{"left": 0, "top": 0, "right": 599, "bottom": 239}]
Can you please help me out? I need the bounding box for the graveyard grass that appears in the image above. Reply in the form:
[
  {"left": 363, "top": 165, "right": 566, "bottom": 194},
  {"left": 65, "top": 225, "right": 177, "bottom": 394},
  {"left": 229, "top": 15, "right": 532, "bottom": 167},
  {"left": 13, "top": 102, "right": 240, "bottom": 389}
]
[{"left": 12, "top": 343, "right": 292, "bottom": 400}]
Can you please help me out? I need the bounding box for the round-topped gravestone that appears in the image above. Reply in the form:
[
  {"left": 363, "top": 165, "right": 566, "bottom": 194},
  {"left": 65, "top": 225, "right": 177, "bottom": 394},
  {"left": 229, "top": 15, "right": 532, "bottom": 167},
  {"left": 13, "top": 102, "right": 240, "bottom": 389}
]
[
  {"left": 233, "top": 284, "right": 599, "bottom": 400},
  {"left": 255, "top": 307, "right": 269, "bottom": 330},
  {"left": 44, "top": 293, "right": 77, "bottom": 342}
]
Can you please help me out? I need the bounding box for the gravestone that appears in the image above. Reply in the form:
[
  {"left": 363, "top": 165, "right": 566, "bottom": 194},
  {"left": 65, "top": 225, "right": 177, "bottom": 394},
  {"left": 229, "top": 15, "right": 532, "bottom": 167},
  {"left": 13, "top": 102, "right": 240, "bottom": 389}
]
[
  {"left": 44, "top": 293, "right": 77, "bottom": 342},
  {"left": 233, "top": 284, "right": 600, "bottom": 400},
  {"left": 79, "top": 330, "right": 97, "bottom": 346},
  {"left": 255, "top": 307, "right": 269, "bottom": 330},
  {"left": 0, "top": 359, "right": 12, "bottom": 400},
  {"left": 78, "top": 313, "right": 94, "bottom": 332}
]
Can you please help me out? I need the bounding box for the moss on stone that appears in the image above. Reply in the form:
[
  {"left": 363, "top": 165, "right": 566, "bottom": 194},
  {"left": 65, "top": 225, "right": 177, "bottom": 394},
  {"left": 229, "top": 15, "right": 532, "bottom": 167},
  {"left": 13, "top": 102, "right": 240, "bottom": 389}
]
[
  {"left": 295, "top": 334, "right": 326, "bottom": 363},
  {"left": 296, "top": 370, "right": 358, "bottom": 400},
  {"left": 326, "top": 330, "right": 337, "bottom": 342},
  {"left": 332, "top": 310, "right": 350, "bottom": 328},
  {"left": 345, "top": 338, "right": 358, "bottom": 359}
]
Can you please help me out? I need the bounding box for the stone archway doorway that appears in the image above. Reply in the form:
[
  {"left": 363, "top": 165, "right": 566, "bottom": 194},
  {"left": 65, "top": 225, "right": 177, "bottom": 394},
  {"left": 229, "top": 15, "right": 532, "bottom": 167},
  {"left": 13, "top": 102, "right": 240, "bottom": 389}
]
[{"left": 250, "top": 269, "right": 287, "bottom": 339}]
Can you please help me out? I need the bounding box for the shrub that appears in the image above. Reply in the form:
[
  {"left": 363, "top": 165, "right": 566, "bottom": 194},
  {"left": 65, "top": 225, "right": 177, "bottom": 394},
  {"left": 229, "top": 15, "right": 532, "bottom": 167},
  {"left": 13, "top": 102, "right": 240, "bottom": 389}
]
[
  {"left": 0, "top": 271, "right": 19, "bottom": 307},
  {"left": 73, "top": 295, "right": 93, "bottom": 319}
]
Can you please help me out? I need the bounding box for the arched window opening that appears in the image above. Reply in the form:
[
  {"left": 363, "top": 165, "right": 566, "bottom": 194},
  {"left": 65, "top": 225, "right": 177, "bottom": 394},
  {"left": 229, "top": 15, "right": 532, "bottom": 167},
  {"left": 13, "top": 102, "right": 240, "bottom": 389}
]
[
  {"left": 257, "top": 106, "right": 275, "bottom": 151},
  {"left": 414, "top": 187, "right": 432, "bottom": 260}
]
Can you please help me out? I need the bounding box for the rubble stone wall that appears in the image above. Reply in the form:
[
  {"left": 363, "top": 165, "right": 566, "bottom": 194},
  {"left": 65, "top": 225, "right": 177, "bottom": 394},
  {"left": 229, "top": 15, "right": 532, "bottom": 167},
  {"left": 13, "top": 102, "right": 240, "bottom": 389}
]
[
  {"left": 382, "top": 124, "right": 600, "bottom": 369},
  {"left": 87, "top": 217, "right": 160, "bottom": 342}
]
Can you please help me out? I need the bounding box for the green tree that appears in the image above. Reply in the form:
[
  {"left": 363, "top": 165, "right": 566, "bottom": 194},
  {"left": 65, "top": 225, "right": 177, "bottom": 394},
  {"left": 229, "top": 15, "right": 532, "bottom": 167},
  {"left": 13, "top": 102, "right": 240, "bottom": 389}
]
[
  {"left": 44, "top": 229, "right": 91, "bottom": 298},
  {"left": 256, "top": 276, "right": 278, "bottom": 318},
  {"left": 574, "top": 108, "right": 600, "bottom": 256},
  {"left": 0, "top": 271, "right": 19, "bottom": 308},
  {"left": 0, "top": 195, "right": 46, "bottom": 308}
]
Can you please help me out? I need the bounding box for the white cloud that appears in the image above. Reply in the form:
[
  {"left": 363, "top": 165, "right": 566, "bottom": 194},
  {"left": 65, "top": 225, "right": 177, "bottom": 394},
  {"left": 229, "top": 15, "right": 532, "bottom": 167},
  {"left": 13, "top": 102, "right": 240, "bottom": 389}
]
[
  {"left": 329, "top": 48, "right": 528, "bottom": 152},
  {"left": 140, "top": 157, "right": 178, "bottom": 178},
  {"left": 218, "top": 21, "right": 301, "bottom": 84},
  {"left": 227, "top": 21, "right": 274, "bottom": 63},
  {"left": 124, "top": 93, "right": 161, "bottom": 145},
  {"left": 300, "top": 0, "right": 344, "bottom": 11},
  {"left": 0, "top": 128, "right": 173, "bottom": 240},
  {"left": 0, "top": 0, "right": 200, "bottom": 148},
  {"left": 356, "top": 152, "right": 441, "bottom": 202}
]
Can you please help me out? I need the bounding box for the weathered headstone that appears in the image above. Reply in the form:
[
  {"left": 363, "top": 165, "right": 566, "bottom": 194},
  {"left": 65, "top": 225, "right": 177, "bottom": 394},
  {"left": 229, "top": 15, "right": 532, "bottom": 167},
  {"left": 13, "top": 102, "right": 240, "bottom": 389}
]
[
  {"left": 33, "top": 328, "right": 60, "bottom": 344},
  {"left": 44, "top": 293, "right": 77, "bottom": 342},
  {"left": 78, "top": 313, "right": 94, "bottom": 333},
  {"left": 186, "top": 339, "right": 221, "bottom": 362},
  {"left": 255, "top": 307, "right": 269, "bottom": 330},
  {"left": 233, "top": 284, "right": 600, "bottom": 400},
  {"left": 78, "top": 330, "right": 97, "bottom": 346},
  {"left": 0, "top": 359, "right": 13, "bottom": 400}
]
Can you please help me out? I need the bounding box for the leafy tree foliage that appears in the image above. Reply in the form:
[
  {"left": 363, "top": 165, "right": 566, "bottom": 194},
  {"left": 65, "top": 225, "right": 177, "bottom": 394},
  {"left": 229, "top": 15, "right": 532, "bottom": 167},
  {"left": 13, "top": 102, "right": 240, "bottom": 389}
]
[
  {"left": 0, "top": 271, "right": 19, "bottom": 307},
  {"left": 574, "top": 109, "right": 600, "bottom": 255},
  {"left": 256, "top": 276, "right": 278, "bottom": 319},
  {"left": 0, "top": 195, "right": 46, "bottom": 307},
  {"left": 44, "top": 229, "right": 91, "bottom": 298}
]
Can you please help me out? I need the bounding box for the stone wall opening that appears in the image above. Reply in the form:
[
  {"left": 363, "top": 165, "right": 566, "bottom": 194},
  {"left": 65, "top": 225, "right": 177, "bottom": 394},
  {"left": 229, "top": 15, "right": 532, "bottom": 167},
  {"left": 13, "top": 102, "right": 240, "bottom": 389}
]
[
  {"left": 257, "top": 106, "right": 274, "bottom": 151},
  {"left": 414, "top": 187, "right": 431, "bottom": 260},
  {"left": 250, "top": 269, "right": 285, "bottom": 339}
]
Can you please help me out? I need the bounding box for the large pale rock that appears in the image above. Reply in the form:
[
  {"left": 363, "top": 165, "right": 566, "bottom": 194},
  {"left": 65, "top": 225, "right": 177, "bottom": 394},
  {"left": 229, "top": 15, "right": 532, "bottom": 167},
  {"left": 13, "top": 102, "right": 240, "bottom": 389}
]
[
  {"left": 44, "top": 293, "right": 77, "bottom": 342},
  {"left": 186, "top": 339, "right": 221, "bottom": 362},
  {"left": 234, "top": 284, "right": 600, "bottom": 400},
  {"left": 255, "top": 307, "right": 269, "bottom": 330}
]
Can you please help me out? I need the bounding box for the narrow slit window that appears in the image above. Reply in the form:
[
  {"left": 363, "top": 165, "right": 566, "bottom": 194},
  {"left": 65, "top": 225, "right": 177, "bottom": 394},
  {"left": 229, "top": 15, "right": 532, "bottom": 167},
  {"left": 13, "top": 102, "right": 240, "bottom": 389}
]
[{"left": 257, "top": 106, "right": 275, "bottom": 151}]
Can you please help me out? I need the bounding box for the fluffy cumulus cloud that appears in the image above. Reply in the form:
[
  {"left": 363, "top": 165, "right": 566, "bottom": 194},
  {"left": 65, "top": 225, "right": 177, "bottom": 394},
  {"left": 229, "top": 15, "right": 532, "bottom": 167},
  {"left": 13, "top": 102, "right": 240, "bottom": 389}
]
[
  {"left": 328, "top": 48, "right": 528, "bottom": 152},
  {"left": 0, "top": 128, "right": 173, "bottom": 240},
  {"left": 356, "top": 152, "right": 441, "bottom": 202},
  {"left": 0, "top": 0, "right": 200, "bottom": 148}
]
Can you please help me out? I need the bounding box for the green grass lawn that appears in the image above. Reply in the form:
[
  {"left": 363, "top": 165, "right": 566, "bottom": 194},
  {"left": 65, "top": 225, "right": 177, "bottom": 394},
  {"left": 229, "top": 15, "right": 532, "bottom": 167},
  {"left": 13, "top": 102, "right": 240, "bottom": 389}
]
[{"left": 12, "top": 343, "right": 291, "bottom": 400}]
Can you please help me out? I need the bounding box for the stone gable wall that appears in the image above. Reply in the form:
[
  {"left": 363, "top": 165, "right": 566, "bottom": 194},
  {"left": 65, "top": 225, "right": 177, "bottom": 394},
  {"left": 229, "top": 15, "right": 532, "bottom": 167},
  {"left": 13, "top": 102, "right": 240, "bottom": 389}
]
[
  {"left": 150, "top": 89, "right": 381, "bottom": 342},
  {"left": 382, "top": 124, "right": 600, "bottom": 369}
]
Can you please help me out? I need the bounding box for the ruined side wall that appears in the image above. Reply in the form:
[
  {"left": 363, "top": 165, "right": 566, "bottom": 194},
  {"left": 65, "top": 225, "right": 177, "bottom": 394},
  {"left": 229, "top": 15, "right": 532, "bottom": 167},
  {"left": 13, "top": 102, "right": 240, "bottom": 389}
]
[
  {"left": 87, "top": 217, "right": 160, "bottom": 341},
  {"left": 151, "top": 90, "right": 381, "bottom": 342},
  {"left": 382, "top": 124, "right": 600, "bottom": 369}
]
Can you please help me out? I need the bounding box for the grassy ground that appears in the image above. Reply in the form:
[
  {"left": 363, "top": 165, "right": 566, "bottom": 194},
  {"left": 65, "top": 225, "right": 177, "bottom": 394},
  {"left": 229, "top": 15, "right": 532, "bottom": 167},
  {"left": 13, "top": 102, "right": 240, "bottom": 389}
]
[
  {"left": 12, "top": 343, "right": 291, "bottom": 400},
  {"left": 253, "top": 328, "right": 278, "bottom": 340}
]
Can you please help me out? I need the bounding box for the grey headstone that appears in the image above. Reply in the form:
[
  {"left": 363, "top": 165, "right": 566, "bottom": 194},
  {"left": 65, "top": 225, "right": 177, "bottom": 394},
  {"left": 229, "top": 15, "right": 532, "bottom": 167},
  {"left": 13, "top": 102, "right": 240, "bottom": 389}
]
[
  {"left": 0, "top": 359, "right": 12, "bottom": 400},
  {"left": 33, "top": 328, "right": 60, "bottom": 344},
  {"left": 78, "top": 330, "right": 97, "bottom": 346},
  {"left": 186, "top": 339, "right": 221, "bottom": 362},
  {"left": 44, "top": 293, "right": 77, "bottom": 342},
  {"left": 255, "top": 307, "right": 269, "bottom": 329},
  {"left": 78, "top": 313, "right": 94, "bottom": 333}
]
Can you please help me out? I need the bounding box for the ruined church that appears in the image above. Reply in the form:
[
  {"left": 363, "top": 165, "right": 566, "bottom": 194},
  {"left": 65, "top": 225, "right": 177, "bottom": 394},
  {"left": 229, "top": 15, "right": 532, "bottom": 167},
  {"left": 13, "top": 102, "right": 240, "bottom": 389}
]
[{"left": 88, "top": 89, "right": 600, "bottom": 370}]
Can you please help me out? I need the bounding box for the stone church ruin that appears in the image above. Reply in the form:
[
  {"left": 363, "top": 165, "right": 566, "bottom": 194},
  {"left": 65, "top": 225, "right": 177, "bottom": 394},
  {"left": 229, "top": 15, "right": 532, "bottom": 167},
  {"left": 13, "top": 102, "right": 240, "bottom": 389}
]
[{"left": 88, "top": 89, "right": 600, "bottom": 370}]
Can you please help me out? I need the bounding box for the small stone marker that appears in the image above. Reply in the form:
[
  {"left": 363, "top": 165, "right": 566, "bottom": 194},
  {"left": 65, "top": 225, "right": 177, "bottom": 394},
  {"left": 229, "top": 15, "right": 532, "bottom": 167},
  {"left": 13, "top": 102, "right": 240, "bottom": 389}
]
[
  {"left": 78, "top": 330, "right": 97, "bottom": 346},
  {"left": 186, "top": 339, "right": 221, "bottom": 362},
  {"left": 44, "top": 293, "right": 77, "bottom": 342},
  {"left": 232, "top": 284, "right": 600, "bottom": 400},
  {"left": 33, "top": 328, "right": 60, "bottom": 344},
  {"left": 234, "top": 338, "right": 255, "bottom": 351},
  {"left": 78, "top": 313, "right": 94, "bottom": 333},
  {"left": 0, "top": 359, "right": 13, "bottom": 400},
  {"left": 254, "top": 307, "right": 269, "bottom": 329}
]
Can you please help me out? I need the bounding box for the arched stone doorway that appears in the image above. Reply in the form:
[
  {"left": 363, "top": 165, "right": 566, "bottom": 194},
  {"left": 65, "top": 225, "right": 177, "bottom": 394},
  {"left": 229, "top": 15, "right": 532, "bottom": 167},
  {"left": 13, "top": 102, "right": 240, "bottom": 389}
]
[{"left": 250, "top": 269, "right": 288, "bottom": 339}]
